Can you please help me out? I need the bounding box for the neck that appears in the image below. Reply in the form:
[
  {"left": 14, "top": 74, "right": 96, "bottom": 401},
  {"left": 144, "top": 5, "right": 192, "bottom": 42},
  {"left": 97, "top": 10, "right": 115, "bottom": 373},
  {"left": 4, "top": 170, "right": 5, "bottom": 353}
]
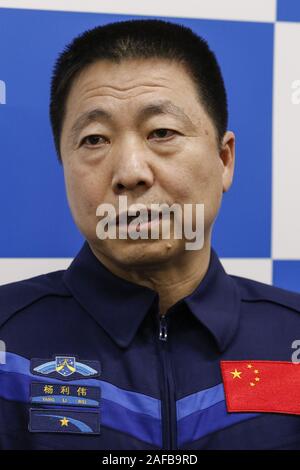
[{"left": 89, "top": 240, "right": 211, "bottom": 316}]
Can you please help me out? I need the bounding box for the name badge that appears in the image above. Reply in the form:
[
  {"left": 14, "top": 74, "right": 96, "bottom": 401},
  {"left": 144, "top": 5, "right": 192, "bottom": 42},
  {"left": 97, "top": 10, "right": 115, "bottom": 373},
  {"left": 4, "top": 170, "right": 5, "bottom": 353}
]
[{"left": 30, "top": 382, "right": 101, "bottom": 407}]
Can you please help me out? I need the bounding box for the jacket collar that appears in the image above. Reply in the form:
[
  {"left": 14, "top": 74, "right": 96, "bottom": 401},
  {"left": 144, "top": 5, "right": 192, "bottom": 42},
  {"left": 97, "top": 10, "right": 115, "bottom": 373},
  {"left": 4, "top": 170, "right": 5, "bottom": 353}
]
[{"left": 63, "top": 241, "right": 240, "bottom": 351}]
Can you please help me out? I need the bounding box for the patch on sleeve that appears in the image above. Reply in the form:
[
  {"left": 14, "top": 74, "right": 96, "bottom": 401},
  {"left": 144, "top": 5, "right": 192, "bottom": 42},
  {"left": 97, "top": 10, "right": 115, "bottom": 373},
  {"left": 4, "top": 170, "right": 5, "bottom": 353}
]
[
  {"left": 29, "top": 408, "right": 100, "bottom": 434},
  {"left": 221, "top": 360, "right": 300, "bottom": 414}
]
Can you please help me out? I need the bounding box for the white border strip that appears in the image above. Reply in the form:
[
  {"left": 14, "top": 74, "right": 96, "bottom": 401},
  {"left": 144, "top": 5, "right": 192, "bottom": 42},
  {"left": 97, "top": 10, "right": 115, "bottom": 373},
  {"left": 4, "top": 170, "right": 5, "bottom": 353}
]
[
  {"left": 0, "top": 0, "right": 277, "bottom": 23},
  {"left": 0, "top": 258, "right": 72, "bottom": 285},
  {"left": 272, "top": 22, "right": 300, "bottom": 259},
  {"left": 220, "top": 258, "right": 273, "bottom": 285}
]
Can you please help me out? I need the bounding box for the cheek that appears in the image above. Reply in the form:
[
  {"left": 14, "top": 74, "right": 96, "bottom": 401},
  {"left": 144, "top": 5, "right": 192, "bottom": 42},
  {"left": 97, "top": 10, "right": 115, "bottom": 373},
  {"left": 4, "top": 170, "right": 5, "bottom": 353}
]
[
  {"left": 164, "top": 151, "right": 222, "bottom": 202},
  {"left": 63, "top": 165, "right": 102, "bottom": 216}
]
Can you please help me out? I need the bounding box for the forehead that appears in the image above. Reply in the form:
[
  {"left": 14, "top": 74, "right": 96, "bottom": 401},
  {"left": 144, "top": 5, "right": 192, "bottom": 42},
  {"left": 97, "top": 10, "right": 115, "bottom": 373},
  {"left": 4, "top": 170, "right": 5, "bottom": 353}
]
[
  {"left": 69, "top": 58, "right": 198, "bottom": 97},
  {"left": 64, "top": 59, "right": 203, "bottom": 117}
]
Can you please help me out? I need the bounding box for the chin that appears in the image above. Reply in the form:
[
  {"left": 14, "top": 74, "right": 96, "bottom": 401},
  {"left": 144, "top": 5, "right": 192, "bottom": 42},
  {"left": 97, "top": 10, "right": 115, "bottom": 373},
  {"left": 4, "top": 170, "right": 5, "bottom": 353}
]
[{"left": 106, "top": 239, "right": 179, "bottom": 268}]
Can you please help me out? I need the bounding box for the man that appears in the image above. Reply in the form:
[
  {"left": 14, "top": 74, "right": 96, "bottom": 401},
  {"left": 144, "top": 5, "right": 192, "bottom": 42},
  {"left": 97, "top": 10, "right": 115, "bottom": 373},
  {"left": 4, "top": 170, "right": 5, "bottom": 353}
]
[{"left": 0, "top": 18, "right": 300, "bottom": 450}]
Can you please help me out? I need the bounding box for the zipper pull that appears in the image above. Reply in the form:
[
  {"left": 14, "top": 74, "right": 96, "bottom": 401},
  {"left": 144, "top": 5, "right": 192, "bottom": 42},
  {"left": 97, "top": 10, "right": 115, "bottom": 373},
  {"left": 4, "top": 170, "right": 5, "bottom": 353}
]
[{"left": 159, "top": 314, "right": 168, "bottom": 341}]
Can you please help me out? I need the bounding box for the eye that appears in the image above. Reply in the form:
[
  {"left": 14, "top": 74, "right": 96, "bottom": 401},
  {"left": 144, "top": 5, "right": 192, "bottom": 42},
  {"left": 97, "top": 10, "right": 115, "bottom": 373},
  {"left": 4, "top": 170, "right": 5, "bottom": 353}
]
[
  {"left": 148, "top": 128, "right": 178, "bottom": 140},
  {"left": 80, "top": 134, "right": 108, "bottom": 147}
]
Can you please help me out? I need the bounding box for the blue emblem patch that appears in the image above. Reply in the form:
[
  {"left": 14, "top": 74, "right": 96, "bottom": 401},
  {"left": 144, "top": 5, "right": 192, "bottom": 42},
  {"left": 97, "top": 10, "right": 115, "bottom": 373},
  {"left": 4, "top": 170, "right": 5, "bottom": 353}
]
[
  {"left": 30, "top": 355, "right": 101, "bottom": 381},
  {"left": 29, "top": 408, "right": 100, "bottom": 434},
  {"left": 55, "top": 356, "right": 76, "bottom": 377}
]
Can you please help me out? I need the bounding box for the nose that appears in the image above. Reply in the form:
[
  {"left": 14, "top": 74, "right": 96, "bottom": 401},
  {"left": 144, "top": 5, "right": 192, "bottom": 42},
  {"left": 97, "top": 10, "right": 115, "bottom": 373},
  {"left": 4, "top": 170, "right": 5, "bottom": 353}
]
[{"left": 111, "top": 136, "right": 154, "bottom": 195}]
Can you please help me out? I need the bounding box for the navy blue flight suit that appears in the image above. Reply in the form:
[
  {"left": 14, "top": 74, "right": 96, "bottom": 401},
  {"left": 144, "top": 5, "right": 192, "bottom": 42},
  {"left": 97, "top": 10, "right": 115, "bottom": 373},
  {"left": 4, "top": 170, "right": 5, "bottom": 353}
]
[{"left": 0, "top": 240, "right": 300, "bottom": 450}]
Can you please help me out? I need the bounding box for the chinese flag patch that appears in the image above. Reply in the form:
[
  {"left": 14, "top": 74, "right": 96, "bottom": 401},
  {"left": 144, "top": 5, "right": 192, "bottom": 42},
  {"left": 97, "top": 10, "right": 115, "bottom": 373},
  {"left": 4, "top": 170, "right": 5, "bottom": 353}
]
[{"left": 220, "top": 361, "right": 300, "bottom": 415}]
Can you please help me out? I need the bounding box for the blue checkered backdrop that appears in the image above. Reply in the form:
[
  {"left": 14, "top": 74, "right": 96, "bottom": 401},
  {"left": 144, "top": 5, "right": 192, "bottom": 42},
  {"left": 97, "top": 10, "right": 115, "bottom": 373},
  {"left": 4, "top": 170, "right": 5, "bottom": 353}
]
[{"left": 0, "top": 0, "right": 299, "bottom": 290}]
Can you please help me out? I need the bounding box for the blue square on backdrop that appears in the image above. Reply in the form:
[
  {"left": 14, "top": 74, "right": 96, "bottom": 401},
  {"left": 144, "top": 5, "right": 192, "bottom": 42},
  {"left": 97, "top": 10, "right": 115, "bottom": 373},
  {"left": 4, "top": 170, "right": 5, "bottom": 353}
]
[
  {"left": 273, "top": 260, "right": 300, "bottom": 294},
  {"left": 0, "top": 9, "right": 273, "bottom": 257},
  {"left": 277, "top": 0, "right": 300, "bottom": 22}
]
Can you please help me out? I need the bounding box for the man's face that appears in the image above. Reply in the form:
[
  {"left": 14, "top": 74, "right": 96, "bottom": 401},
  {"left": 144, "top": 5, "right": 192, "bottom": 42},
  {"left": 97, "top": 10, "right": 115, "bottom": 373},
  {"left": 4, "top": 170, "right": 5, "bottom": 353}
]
[{"left": 60, "top": 58, "right": 234, "bottom": 268}]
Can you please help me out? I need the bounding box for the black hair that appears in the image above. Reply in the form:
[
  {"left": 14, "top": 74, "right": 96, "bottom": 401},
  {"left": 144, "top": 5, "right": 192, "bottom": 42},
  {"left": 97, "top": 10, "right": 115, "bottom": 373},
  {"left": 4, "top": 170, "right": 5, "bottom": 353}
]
[{"left": 49, "top": 19, "right": 228, "bottom": 162}]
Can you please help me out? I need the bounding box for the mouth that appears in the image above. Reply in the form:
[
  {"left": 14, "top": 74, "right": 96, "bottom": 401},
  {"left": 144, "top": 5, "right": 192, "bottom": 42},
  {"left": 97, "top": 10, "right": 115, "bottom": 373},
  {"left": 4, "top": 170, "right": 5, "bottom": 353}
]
[{"left": 115, "top": 208, "right": 162, "bottom": 228}]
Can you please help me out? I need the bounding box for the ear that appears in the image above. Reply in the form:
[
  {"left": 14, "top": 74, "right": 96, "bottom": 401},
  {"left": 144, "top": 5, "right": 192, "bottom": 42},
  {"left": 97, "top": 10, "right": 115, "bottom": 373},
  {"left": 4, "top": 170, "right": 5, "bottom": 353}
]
[{"left": 219, "top": 131, "right": 235, "bottom": 193}]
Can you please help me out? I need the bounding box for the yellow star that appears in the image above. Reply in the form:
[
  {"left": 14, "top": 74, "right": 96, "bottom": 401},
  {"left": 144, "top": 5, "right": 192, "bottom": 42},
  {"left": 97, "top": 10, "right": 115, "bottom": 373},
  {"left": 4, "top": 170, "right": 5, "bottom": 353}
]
[
  {"left": 250, "top": 382, "right": 255, "bottom": 387},
  {"left": 230, "top": 369, "right": 242, "bottom": 379},
  {"left": 247, "top": 364, "right": 253, "bottom": 368},
  {"left": 60, "top": 417, "right": 69, "bottom": 427},
  {"left": 254, "top": 369, "right": 259, "bottom": 374},
  {"left": 255, "top": 377, "right": 260, "bottom": 382}
]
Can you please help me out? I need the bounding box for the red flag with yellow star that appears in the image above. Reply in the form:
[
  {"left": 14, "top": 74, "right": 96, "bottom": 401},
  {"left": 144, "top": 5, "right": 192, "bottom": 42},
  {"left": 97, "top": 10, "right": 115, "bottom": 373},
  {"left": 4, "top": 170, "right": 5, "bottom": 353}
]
[{"left": 220, "top": 361, "right": 300, "bottom": 415}]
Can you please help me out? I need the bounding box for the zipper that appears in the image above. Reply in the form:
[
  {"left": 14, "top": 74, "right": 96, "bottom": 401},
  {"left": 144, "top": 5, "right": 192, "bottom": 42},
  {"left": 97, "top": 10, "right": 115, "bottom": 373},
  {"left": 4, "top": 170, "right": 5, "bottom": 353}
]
[
  {"left": 159, "top": 315, "right": 168, "bottom": 341},
  {"left": 158, "top": 313, "right": 177, "bottom": 450}
]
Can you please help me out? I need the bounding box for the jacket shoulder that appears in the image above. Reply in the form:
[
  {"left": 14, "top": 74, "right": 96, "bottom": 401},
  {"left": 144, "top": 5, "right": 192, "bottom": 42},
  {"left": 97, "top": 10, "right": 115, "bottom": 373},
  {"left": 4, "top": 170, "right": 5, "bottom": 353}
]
[
  {"left": 231, "top": 274, "right": 300, "bottom": 313},
  {"left": 0, "top": 270, "right": 71, "bottom": 328}
]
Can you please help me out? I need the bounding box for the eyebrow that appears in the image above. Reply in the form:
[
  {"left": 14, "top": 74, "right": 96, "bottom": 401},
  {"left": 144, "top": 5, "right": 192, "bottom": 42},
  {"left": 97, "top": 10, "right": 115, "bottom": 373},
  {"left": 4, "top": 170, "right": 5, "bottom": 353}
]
[{"left": 68, "top": 100, "right": 197, "bottom": 144}]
